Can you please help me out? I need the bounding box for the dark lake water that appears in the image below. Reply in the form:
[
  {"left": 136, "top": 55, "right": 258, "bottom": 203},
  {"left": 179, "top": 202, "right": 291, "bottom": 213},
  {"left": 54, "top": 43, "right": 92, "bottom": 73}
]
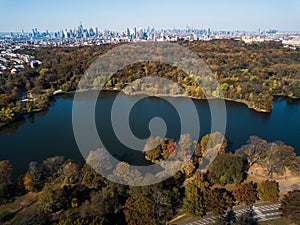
[{"left": 1, "top": 91, "right": 300, "bottom": 177}]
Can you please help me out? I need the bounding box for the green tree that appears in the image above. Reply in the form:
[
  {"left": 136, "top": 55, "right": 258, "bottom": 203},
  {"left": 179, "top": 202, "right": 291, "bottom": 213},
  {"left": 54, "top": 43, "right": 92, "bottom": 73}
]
[
  {"left": 81, "top": 164, "right": 107, "bottom": 189},
  {"left": 124, "top": 190, "right": 156, "bottom": 225},
  {"left": 257, "top": 180, "right": 279, "bottom": 203},
  {"left": 182, "top": 171, "right": 211, "bottom": 217},
  {"left": 62, "top": 161, "right": 81, "bottom": 185},
  {"left": 289, "top": 80, "right": 300, "bottom": 97},
  {"left": 37, "top": 185, "right": 68, "bottom": 214},
  {"left": 0, "top": 107, "right": 15, "bottom": 122},
  {"left": 208, "top": 153, "right": 245, "bottom": 185}
]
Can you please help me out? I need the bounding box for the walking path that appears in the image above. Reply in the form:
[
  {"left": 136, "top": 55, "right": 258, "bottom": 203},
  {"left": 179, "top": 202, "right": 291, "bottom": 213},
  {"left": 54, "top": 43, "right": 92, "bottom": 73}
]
[{"left": 170, "top": 203, "right": 281, "bottom": 225}]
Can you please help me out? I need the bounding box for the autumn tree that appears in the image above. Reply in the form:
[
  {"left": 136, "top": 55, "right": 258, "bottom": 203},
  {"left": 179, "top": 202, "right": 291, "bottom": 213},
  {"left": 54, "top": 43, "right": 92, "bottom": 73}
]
[
  {"left": 124, "top": 189, "right": 156, "bottom": 225},
  {"left": 266, "top": 144, "right": 296, "bottom": 176},
  {"left": 289, "top": 157, "right": 300, "bottom": 177},
  {"left": 257, "top": 180, "right": 279, "bottom": 203},
  {"left": 181, "top": 159, "right": 197, "bottom": 176},
  {"left": 236, "top": 136, "right": 269, "bottom": 166},
  {"left": 144, "top": 137, "right": 177, "bottom": 162},
  {"left": 281, "top": 190, "right": 300, "bottom": 224},
  {"left": 199, "top": 132, "right": 227, "bottom": 156},
  {"left": 206, "top": 188, "right": 235, "bottom": 216},
  {"left": 23, "top": 161, "right": 46, "bottom": 192},
  {"left": 233, "top": 182, "right": 257, "bottom": 206},
  {"left": 124, "top": 184, "right": 175, "bottom": 225}
]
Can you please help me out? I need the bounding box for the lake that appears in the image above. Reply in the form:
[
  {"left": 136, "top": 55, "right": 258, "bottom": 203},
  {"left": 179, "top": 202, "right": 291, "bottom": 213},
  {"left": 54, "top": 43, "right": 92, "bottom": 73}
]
[{"left": 1, "top": 91, "right": 300, "bottom": 177}]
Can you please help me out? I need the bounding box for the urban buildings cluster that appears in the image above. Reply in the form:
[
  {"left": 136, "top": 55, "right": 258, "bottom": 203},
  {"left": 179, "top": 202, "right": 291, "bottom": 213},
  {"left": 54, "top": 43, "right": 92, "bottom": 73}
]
[
  {"left": 0, "top": 45, "right": 41, "bottom": 75},
  {"left": 1, "top": 24, "right": 300, "bottom": 46},
  {"left": 0, "top": 24, "right": 299, "bottom": 75}
]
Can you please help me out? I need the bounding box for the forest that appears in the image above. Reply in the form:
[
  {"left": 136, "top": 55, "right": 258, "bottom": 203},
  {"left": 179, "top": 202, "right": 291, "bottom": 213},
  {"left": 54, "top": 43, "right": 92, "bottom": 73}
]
[
  {"left": 0, "top": 133, "right": 299, "bottom": 225},
  {"left": 0, "top": 40, "right": 300, "bottom": 127}
]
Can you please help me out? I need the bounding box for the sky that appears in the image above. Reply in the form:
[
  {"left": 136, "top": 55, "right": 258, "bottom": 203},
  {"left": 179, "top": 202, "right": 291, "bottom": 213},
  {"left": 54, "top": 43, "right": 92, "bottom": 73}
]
[{"left": 1, "top": 0, "right": 300, "bottom": 32}]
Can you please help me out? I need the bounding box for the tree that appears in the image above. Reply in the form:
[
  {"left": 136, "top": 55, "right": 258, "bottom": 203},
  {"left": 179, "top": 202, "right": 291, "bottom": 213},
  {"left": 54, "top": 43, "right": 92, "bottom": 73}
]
[
  {"left": 289, "top": 80, "right": 300, "bottom": 97},
  {"left": 208, "top": 153, "right": 245, "bottom": 185},
  {"left": 257, "top": 180, "right": 279, "bottom": 203},
  {"left": 183, "top": 182, "right": 207, "bottom": 217},
  {"left": 281, "top": 190, "right": 300, "bottom": 224},
  {"left": 42, "top": 156, "right": 65, "bottom": 177},
  {"left": 289, "top": 157, "right": 300, "bottom": 177},
  {"left": 200, "top": 132, "right": 227, "bottom": 156},
  {"left": 0, "top": 107, "right": 15, "bottom": 122},
  {"left": 0, "top": 160, "right": 13, "bottom": 204},
  {"left": 110, "top": 162, "right": 142, "bottom": 185},
  {"left": 144, "top": 136, "right": 173, "bottom": 162},
  {"left": 101, "top": 182, "right": 128, "bottom": 223},
  {"left": 182, "top": 171, "right": 211, "bottom": 217},
  {"left": 151, "top": 188, "right": 174, "bottom": 223},
  {"left": 206, "top": 188, "right": 235, "bottom": 216},
  {"left": 124, "top": 190, "right": 156, "bottom": 225},
  {"left": 86, "top": 148, "right": 113, "bottom": 177},
  {"left": 0, "top": 160, "right": 12, "bottom": 184},
  {"left": 233, "top": 182, "right": 257, "bottom": 206},
  {"left": 81, "top": 164, "right": 107, "bottom": 189},
  {"left": 178, "top": 134, "right": 194, "bottom": 158},
  {"left": 236, "top": 136, "right": 269, "bottom": 166},
  {"left": 37, "top": 185, "right": 68, "bottom": 214},
  {"left": 80, "top": 190, "right": 108, "bottom": 220},
  {"left": 266, "top": 144, "right": 296, "bottom": 176},
  {"left": 181, "top": 159, "right": 196, "bottom": 176},
  {"left": 62, "top": 161, "right": 81, "bottom": 185},
  {"left": 23, "top": 161, "right": 46, "bottom": 192}
]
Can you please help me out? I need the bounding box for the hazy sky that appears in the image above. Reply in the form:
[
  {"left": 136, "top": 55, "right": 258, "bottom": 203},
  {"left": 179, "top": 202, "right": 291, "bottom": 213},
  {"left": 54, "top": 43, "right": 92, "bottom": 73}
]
[{"left": 1, "top": 0, "right": 299, "bottom": 32}]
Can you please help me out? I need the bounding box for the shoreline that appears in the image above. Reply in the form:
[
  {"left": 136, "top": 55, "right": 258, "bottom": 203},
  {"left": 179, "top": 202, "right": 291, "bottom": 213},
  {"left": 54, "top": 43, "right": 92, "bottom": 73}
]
[{"left": 0, "top": 88, "right": 299, "bottom": 130}]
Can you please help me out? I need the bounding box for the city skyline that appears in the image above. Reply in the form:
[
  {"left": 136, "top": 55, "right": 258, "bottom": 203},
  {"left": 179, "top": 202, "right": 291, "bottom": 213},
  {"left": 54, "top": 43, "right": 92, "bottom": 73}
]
[{"left": 1, "top": 0, "right": 300, "bottom": 32}]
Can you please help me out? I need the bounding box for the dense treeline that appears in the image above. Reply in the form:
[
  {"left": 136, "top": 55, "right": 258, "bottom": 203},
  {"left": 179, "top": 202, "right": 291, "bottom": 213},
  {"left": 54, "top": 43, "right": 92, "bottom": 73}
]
[
  {"left": 0, "top": 134, "right": 299, "bottom": 224},
  {"left": 1, "top": 40, "right": 299, "bottom": 126}
]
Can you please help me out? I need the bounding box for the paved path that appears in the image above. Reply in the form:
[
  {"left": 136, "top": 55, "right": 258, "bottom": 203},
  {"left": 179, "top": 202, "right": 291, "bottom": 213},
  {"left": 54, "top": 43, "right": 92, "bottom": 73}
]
[{"left": 171, "top": 203, "right": 281, "bottom": 225}]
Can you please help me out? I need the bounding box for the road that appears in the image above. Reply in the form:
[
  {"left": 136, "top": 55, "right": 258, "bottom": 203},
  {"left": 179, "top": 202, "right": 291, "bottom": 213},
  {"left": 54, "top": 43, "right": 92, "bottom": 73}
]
[{"left": 170, "top": 203, "right": 281, "bottom": 225}]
